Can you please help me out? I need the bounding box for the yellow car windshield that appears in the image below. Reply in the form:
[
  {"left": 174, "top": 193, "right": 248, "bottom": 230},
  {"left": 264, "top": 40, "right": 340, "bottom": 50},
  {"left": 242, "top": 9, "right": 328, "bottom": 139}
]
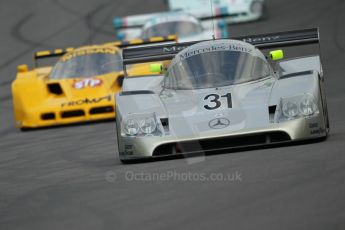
[{"left": 50, "top": 52, "right": 123, "bottom": 79}]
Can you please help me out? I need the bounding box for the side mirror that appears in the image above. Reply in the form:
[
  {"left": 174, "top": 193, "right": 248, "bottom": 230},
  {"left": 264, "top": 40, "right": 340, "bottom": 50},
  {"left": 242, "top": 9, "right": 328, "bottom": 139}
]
[
  {"left": 17, "top": 64, "right": 29, "bottom": 73},
  {"left": 269, "top": 50, "right": 284, "bottom": 61},
  {"left": 149, "top": 63, "right": 163, "bottom": 74}
]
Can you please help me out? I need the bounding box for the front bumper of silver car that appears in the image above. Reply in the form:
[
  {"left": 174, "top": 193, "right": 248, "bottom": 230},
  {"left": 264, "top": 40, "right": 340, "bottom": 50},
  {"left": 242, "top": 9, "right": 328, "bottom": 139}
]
[{"left": 118, "top": 116, "right": 327, "bottom": 161}]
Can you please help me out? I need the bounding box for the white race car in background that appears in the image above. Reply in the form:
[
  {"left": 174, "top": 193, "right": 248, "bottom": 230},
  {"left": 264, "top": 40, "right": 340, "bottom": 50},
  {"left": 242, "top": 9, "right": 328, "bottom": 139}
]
[
  {"left": 113, "top": 12, "right": 228, "bottom": 42},
  {"left": 165, "top": 0, "right": 265, "bottom": 24}
]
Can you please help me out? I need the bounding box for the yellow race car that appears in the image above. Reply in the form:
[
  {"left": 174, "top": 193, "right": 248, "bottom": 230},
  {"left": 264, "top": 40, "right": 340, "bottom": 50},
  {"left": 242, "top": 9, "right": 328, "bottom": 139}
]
[{"left": 12, "top": 36, "right": 176, "bottom": 130}]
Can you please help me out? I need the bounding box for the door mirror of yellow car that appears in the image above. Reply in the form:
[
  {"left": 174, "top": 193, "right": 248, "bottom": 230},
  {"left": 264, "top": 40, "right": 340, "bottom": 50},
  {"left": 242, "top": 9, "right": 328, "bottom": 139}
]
[
  {"left": 269, "top": 50, "right": 284, "bottom": 61},
  {"left": 149, "top": 63, "right": 163, "bottom": 74},
  {"left": 17, "top": 64, "right": 29, "bottom": 73}
]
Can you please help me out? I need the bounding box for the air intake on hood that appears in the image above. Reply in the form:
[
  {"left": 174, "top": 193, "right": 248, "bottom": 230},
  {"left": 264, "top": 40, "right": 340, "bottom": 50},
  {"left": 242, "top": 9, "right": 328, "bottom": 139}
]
[
  {"left": 47, "top": 83, "right": 63, "bottom": 95},
  {"left": 269, "top": 105, "right": 277, "bottom": 115},
  {"left": 269, "top": 105, "right": 277, "bottom": 122}
]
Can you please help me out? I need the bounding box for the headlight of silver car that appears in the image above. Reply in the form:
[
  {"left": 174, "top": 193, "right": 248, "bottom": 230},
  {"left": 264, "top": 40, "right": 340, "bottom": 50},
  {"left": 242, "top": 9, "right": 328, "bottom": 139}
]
[
  {"left": 299, "top": 96, "right": 318, "bottom": 116},
  {"left": 282, "top": 101, "right": 299, "bottom": 118},
  {"left": 122, "top": 113, "right": 162, "bottom": 137},
  {"left": 139, "top": 117, "right": 157, "bottom": 134},
  {"left": 123, "top": 119, "right": 139, "bottom": 136},
  {"left": 276, "top": 94, "right": 319, "bottom": 122}
]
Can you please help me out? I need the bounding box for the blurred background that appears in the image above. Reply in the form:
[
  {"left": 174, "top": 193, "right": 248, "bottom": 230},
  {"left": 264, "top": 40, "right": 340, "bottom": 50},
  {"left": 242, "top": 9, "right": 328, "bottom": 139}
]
[{"left": 0, "top": 0, "right": 344, "bottom": 229}]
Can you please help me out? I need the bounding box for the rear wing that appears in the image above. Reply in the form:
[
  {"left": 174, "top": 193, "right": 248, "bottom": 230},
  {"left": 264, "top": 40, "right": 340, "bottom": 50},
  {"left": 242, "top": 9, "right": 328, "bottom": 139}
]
[
  {"left": 34, "top": 48, "right": 73, "bottom": 66},
  {"left": 235, "top": 28, "right": 319, "bottom": 49},
  {"left": 33, "top": 35, "right": 177, "bottom": 67},
  {"left": 123, "top": 28, "right": 320, "bottom": 67}
]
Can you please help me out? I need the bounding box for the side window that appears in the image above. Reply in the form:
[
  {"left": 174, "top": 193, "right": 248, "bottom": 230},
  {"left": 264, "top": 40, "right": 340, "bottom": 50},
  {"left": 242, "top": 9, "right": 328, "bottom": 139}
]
[
  {"left": 252, "top": 58, "right": 271, "bottom": 79},
  {"left": 164, "top": 69, "right": 176, "bottom": 89}
]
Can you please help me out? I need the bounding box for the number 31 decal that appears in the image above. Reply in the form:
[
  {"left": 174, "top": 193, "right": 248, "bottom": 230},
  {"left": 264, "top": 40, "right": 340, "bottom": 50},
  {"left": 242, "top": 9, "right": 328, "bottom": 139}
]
[{"left": 204, "top": 93, "right": 232, "bottom": 110}]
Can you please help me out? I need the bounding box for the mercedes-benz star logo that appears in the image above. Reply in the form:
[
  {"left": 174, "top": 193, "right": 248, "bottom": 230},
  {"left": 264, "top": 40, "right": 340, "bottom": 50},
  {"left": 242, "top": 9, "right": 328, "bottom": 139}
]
[{"left": 208, "top": 118, "right": 230, "bottom": 129}]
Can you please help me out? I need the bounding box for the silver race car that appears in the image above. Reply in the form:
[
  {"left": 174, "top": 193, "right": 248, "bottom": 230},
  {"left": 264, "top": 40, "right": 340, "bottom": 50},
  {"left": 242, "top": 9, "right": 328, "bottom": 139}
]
[{"left": 115, "top": 28, "right": 329, "bottom": 163}]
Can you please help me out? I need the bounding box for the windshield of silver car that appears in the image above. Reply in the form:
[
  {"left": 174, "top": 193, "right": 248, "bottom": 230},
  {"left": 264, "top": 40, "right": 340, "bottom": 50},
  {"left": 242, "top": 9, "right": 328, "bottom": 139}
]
[{"left": 164, "top": 50, "right": 271, "bottom": 89}]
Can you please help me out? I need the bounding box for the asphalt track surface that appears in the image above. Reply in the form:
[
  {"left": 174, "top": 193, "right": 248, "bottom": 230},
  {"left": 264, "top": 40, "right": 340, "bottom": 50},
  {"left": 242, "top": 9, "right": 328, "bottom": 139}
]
[{"left": 1, "top": 0, "right": 345, "bottom": 229}]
